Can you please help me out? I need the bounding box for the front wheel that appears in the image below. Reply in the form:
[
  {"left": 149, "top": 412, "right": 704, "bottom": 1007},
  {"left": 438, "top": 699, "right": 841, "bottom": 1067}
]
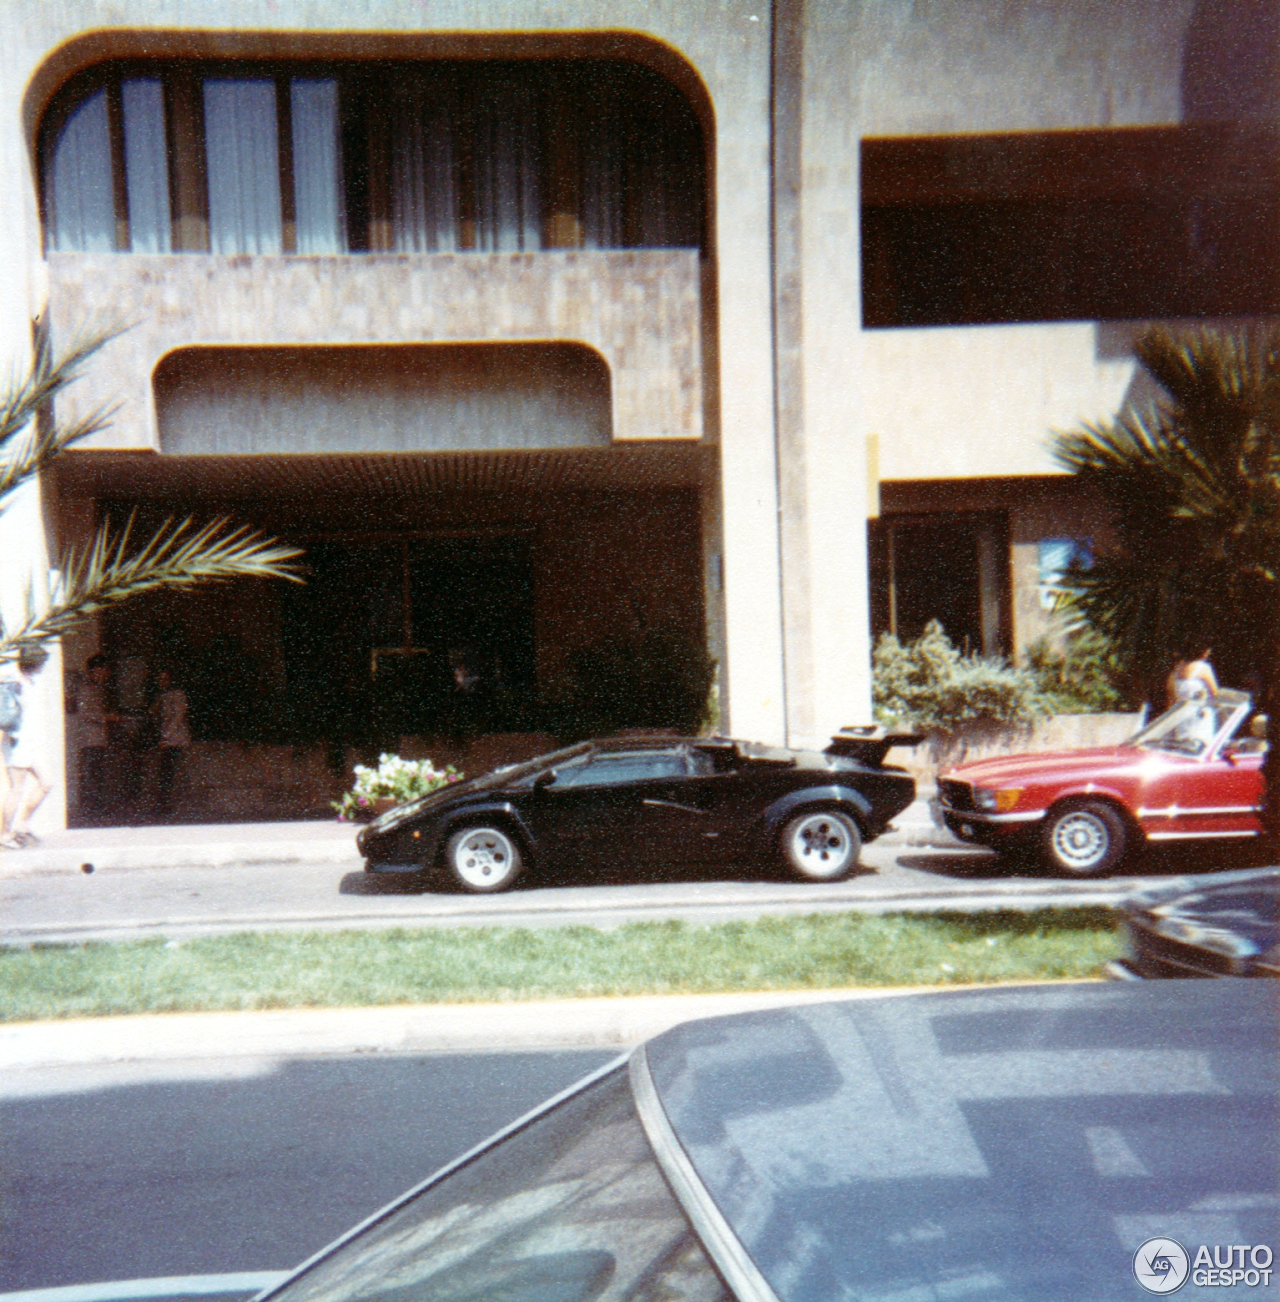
[
  {"left": 780, "top": 810, "right": 862, "bottom": 881},
  {"left": 1041, "top": 801, "right": 1128, "bottom": 877},
  {"left": 443, "top": 825, "right": 524, "bottom": 893}
]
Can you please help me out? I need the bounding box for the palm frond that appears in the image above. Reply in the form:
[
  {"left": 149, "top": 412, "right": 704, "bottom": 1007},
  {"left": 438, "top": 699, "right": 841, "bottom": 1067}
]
[
  {"left": 0, "top": 319, "right": 121, "bottom": 506},
  {"left": 0, "top": 516, "right": 302, "bottom": 665}
]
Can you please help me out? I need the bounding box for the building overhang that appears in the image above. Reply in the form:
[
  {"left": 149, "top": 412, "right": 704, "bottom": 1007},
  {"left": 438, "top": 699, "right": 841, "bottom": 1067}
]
[{"left": 53, "top": 443, "right": 712, "bottom": 513}]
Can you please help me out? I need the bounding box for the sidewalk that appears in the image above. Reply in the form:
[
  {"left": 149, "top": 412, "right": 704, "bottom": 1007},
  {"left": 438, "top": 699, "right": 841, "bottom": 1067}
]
[
  {"left": 0, "top": 818, "right": 363, "bottom": 878},
  {"left": 0, "top": 800, "right": 957, "bottom": 878}
]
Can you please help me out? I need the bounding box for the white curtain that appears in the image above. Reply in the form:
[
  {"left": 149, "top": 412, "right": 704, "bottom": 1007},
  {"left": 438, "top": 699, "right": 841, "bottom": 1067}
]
[
  {"left": 204, "top": 79, "right": 283, "bottom": 255},
  {"left": 582, "top": 113, "right": 701, "bottom": 249},
  {"left": 581, "top": 109, "right": 624, "bottom": 251},
  {"left": 389, "top": 79, "right": 457, "bottom": 253},
  {"left": 639, "top": 127, "right": 701, "bottom": 248},
  {"left": 632, "top": 143, "right": 671, "bottom": 248},
  {"left": 472, "top": 80, "right": 541, "bottom": 253},
  {"left": 46, "top": 87, "right": 116, "bottom": 252},
  {"left": 121, "top": 79, "right": 171, "bottom": 253},
  {"left": 291, "top": 79, "right": 346, "bottom": 254}
]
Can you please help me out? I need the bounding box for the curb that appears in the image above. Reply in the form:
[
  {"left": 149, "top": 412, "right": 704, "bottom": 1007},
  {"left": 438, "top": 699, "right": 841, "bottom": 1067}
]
[
  {"left": 0, "top": 986, "right": 950, "bottom": 1070},
  {"left": 1, "top": 874, "right": 1131, "bottom": 947}
]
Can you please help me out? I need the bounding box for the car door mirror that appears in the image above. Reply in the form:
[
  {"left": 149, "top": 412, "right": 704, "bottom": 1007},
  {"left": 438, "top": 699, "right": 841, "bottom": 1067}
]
[{"left": 533, "top": 770, "right": 557, "bottom": 791}]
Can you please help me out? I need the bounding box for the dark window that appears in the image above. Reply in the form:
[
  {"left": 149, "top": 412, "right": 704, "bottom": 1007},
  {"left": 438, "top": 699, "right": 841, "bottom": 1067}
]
[
  {"left": 40, "top": 60, "right": 705, "bottom": 256},
  {"left": 862, "top": 125, "right": 1280, "bottom": 326},
  {"left": 869, "top": 512, "right": 1009, "bottom": 656},
  {"left": 277, "top": 532, "right": 537, "bottom": 740}
]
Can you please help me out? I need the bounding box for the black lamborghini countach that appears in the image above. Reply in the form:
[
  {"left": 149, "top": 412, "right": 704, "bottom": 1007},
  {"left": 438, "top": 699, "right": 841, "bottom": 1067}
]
[{"left": 355, "top": 731, "right": 917, "bottom": 893}]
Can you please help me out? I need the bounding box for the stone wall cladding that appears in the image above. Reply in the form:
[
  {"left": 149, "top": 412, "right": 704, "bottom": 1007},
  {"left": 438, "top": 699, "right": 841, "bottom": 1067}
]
[{"left": 47, "top": 248, "right": 702, "bottom": 448}]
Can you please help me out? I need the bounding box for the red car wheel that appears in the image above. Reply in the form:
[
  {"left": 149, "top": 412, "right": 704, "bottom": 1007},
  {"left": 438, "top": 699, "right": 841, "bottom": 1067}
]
[{"left": 1041, "top": 800, "right": 1129, "bottom": 877}]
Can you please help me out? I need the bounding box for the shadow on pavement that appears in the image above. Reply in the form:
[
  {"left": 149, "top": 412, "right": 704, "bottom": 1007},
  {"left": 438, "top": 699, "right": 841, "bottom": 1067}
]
[
  {"left": 1131, "top": 840, "right": 1277, "bottom": 877},
  {"left": 339, "top": 871, "right": 428, "bottom": 895},
  {"left": 899, "top": 839, "right": 1277, "bottom": 883},
  {"left": 893, "top": 851, "right": 1035, "bottom": 880},
  {"left": 338, "top": 856, "right": 880, "bottom": 897}
]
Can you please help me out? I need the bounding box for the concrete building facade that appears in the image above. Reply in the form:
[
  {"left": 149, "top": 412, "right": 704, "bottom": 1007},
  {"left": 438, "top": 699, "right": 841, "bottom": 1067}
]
[{"left": 1, "top": 1, "right": 1272, "bottom": 827}]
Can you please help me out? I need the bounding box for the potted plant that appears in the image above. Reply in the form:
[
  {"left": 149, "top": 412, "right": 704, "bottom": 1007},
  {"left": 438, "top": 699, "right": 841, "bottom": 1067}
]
[{"left": 333, "top": 753, "right": 462, "bottom": 822}]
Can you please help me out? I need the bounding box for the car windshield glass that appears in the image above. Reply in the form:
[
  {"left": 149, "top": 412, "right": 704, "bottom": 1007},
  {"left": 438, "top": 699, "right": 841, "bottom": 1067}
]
[
  {"left": 435, "top": 744, "right": 595, "bottom": 798},
  {"left": 1128, "top": 693, "right": 1247, "bottom": 757},
  {"left": 646, "top": 984, "right": 1279, "bottom": 1302},
  {"left": 261, "top": 1069, "right": 731, "bottom": 1302}
]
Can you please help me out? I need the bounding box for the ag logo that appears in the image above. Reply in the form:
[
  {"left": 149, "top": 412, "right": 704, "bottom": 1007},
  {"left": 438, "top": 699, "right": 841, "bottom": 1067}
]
[{"left": 1134, "top": 1237, "right": 1191, "bottom": 1294}]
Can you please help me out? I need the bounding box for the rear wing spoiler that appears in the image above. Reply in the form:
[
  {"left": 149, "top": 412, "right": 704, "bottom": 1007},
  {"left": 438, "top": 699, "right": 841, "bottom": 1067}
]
[{"left": 824, "top": 725, "right": 924, "bottom": 767}]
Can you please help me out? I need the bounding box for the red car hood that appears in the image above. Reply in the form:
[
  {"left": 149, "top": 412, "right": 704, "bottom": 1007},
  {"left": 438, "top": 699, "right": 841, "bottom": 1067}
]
[{"left": 943, "top": 746, "right": 1146, "bottom": 787}]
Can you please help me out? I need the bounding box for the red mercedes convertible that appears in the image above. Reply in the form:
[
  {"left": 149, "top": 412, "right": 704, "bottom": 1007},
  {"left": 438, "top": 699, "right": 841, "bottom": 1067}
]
[{"left": 938, "top": 689, "right": 1266, "bottom": 876}]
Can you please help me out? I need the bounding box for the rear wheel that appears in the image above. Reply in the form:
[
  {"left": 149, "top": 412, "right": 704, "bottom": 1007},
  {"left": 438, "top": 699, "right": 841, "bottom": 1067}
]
[
  {"left": 1041, "top": 800, "right": 1128, "bottom": 877},
  {"left": 780, "top": 810, "right": 862, "bottom": 881},
  {"left": 443, "top": 825, "right": 524, "bottom": 893}
]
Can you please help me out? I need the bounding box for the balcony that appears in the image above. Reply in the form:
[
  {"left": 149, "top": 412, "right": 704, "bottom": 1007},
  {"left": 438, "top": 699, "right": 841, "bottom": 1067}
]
[{"left": 47, "top": 248, "right": 702, "bottom": 451}]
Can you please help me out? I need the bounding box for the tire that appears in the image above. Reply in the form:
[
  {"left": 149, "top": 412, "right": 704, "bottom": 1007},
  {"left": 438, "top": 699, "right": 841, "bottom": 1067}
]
[
  {"left": 442, "top": 824, "right": 524, "bottom": 893},
  {"left": 780, "top": 809, "right": 862, "bottom": 881},
  {"left": 1041, "top": 800, "right": 1128, "bottom": 877}
]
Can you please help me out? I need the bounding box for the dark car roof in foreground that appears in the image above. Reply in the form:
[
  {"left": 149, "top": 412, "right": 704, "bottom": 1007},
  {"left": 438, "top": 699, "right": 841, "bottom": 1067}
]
[
  {"left": 1123, "top": 865, "right": 1280, "bottom": 915},
  {"left": 250, "top": 984, "right": 1276, "bottom": 1302},
  {"left": 642, "top": 981, "right": 1278, "bottom": 1302}
]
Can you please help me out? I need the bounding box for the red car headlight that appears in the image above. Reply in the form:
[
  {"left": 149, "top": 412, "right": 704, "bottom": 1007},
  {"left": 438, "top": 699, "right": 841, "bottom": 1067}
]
[{"left": 974, "top": 787, "right": 1024, "bottom": 813}]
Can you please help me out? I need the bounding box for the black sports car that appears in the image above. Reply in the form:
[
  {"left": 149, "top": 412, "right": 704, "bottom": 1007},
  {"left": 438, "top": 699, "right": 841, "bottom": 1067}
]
[
  {"left": 355, "top": 730, "right": 917, "bottom": 892},
  {"left": 1109, "top": 866, "right": 1280, "bottom": 979}
]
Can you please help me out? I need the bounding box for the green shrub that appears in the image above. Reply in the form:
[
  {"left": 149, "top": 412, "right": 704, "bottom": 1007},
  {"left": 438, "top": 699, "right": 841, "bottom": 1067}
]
[
  {"left": 873, "top": 621, "right": 1046, "bottom": 743},
  {"left": 1023, "top": 627, "right": 1126, "bottom": 713}
]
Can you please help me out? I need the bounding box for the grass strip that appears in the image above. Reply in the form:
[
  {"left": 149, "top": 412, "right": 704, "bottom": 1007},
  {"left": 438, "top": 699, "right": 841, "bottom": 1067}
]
[{"left": 0, "top": 908, "right": 1120, "bottom": 1023}]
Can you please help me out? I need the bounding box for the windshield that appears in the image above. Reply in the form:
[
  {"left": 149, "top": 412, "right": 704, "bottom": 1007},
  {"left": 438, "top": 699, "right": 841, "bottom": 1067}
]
[
  {"left": 368, "top": 744, "right": 594, "bottom": 831},
  {"left": 260, "top": 1069, "right": 731, "bottom": 1302},
  {"left": 462, "top": 743, "right": 595, "bottom": 793},
  {"left": 1127, "top": 692, "right": 1249, "bottom": 757}
]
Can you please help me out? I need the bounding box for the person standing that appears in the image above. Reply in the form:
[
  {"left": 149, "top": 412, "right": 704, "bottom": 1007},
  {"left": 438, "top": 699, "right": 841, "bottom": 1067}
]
[
  {"left": 0, "top": 650, "right": 52, "bottom": 848},
  {"left": 1167, "top": 645, "right": 1220, "bottom": 752},
  {"left": 151, "top": 668, "right": 190, "bottom": 818},
  {"left": 1167, "top": 646, "right": 1219, "bottom": 708},
  {"left": 72, "top": 654, "right": 117, "bottom": 824}
]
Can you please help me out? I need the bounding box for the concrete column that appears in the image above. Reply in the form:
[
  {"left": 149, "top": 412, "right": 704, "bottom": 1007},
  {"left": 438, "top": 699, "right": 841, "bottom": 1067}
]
[
  {"left": 713, "top": 5, "right": 787, "bottom": 745},
  {"left": 773, "top": 0, "right": 874, "bottom": 750}
]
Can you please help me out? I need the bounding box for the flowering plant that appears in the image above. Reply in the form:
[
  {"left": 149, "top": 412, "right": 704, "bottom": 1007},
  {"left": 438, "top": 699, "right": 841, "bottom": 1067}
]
[{"left": 333, "top": 753, "right": 463, "bottom": 821}]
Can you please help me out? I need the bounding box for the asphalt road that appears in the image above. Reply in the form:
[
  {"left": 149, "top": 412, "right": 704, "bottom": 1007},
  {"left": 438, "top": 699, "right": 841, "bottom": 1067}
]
[
  {"left": 4, "top": 833, "right": 1264, "bottom": 946},
  {"left": 1, "top": 1048, "right": 617, "bottom": 1295},
  {"left": 0, "top": 838, "right": 1173, "bottom": 946}
]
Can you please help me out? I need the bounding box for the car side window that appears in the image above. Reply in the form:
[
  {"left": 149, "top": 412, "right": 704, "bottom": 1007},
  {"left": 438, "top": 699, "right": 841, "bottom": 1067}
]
[
  {"left": 686, "top": 747, "right": 723, "bottom": 776},
  {"left": 533, "top": 753, "right": 593, "bottom": 787},
  {"left": 551, "top": 751, "right": 687, "bottom": 787}
]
